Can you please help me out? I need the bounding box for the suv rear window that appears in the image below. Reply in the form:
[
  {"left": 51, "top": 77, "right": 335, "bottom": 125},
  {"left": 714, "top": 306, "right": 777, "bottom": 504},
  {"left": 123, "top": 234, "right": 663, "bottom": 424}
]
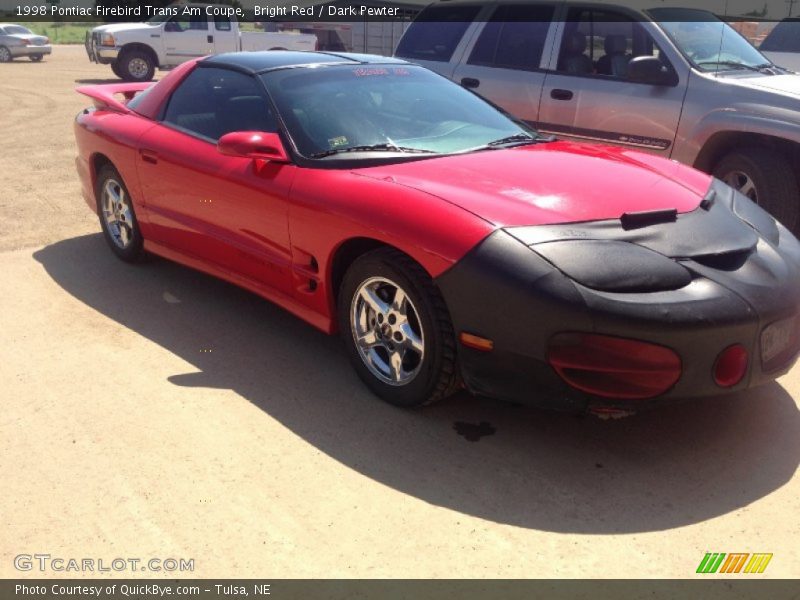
[
  {"left": 395, "top": 5, "right": 480, "bottom": 62},
  {"left": 760, "top": 20, "right": 800, "bottom": 53}
]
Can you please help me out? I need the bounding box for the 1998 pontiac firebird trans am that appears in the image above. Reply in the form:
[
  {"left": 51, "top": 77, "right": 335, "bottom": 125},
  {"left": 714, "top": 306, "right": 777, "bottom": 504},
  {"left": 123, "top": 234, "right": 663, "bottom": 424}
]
[{"left": 74, "top": 51, "right": 800, "bottom": 413}]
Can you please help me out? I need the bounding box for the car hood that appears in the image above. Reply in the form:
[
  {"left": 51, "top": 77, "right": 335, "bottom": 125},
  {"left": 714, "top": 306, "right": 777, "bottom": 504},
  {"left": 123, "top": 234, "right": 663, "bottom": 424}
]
[
  {"left": 354, "top": 141, "right": 711, "bottom": 227},
  {"left": 725, "top": 73, "right": 800, "bottom": 98},
  {"left": 91, "top": 23, "right": 152, "bottom": 36}
]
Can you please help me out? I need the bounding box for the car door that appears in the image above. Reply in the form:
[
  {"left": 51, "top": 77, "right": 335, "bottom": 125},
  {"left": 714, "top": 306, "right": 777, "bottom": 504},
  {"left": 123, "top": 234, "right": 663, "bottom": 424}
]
[
  {"left": 538, "top": 6, "right": 689, "bottom": 156},
  {"left": 161, "top": 12, "right": 214, "bottom": 65},
  {"left": 137, "top": 65, "right": 296, "bottom": 294},
  {"left": 450, "top": 3, "right": 559, "bottom": 125},
  {"left": 210, "top": 14, "right": 238, "bottom": 54}
]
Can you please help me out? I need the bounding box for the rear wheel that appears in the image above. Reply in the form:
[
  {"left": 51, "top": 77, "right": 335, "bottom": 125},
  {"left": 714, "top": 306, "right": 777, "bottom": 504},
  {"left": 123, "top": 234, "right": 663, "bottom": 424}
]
[
  {"left": 95, "top": 165, "right": 145, "bottom": 262},
  {"left": 29, "top": 54, "right": 43, "bottom": 62},
  {"left": 338, "top": 248, "right": 459, "bottom": 407},
  {"left": 118, "top": 48, "right": 155, "bottom": 82},
  {"left": 712, "top": 147, "right": 800, "bottom": 233},
  {"left": 0, "top": 46, "right": 12, "bottom": 62}
]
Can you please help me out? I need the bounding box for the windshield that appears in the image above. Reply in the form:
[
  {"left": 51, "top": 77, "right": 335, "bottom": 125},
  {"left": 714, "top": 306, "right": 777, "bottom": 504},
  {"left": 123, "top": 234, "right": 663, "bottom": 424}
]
[
  {"left": 146, "top": 13, "right": 172, "bottom": 25},
  {"left": 650, "top": 8, "right": 772, "bottom": 72},
  {"left": 261, "top": 64, "right": 537, "bottom": 159},
  {"left": 5, "top": 25, "right": 32, "bottom": 35}
]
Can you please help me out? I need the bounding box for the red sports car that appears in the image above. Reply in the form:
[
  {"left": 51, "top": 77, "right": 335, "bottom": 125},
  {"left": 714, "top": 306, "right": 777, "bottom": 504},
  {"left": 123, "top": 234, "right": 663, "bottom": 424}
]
[{"left": 74, "top": 51, "right": 800, "bottom": 413}]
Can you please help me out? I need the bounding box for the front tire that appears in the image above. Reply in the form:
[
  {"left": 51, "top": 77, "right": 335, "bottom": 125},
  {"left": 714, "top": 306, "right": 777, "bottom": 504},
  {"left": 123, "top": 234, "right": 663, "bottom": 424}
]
[
  {"left": 338, "top": 248, "right": 459, "bottom": 407},
  {"left": 0, "top": 46, "right": 12, "bottom": 62},
  {"left": 117, "top": 48, "right": 155, "bottom": 82},
  {"left": 713, "top": 147, "right": 800, "bottom": 233},
  {"left": 95, "top": 165, "right": 145, "bottom": 262},
  {"left": 110, "top": 60, "right": 125, "bottom": 78}
]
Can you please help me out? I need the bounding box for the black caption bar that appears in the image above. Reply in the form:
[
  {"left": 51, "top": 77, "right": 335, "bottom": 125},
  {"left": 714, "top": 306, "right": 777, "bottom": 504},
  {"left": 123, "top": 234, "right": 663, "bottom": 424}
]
[
  {"left": 2, "top": 580, "right": 800, "bottom": 600},
  {"left": 3, "top": 0, "right": 799, "bottom": 23}
]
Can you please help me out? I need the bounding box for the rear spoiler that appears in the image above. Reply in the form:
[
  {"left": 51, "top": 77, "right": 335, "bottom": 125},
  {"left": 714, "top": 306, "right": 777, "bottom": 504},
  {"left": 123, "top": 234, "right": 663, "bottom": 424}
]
[{"left": 76, "top": 82, "right": 152, "bottom": 113}]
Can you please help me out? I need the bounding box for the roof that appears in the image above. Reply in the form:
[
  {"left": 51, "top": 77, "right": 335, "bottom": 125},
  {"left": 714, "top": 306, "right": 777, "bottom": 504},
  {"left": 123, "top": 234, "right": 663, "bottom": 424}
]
[{"left": 202, "top": 51, "right": 409, "bottom": 75}]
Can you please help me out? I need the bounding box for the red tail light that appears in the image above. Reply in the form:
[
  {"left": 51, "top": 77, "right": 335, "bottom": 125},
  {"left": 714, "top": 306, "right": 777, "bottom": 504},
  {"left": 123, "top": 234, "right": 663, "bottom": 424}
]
[
  {"left": 713, "top": 344, "right": 748, "bottom": 387},
  {"left": 547, "top": 333, "right": 681, "bottom": 399}
]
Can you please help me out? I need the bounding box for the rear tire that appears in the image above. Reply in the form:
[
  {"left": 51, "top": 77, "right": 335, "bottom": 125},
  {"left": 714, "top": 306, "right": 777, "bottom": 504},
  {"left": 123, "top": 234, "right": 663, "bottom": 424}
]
[
  {"left": 0, "top": 46, "right": 12, "bottom": 62},
  {"left": 338, "top": 248, "right": 459, "bottom": 407},
  {"left": 117, "top": 48, "right": 155, "bottom": 82},
  {"left": 712, "top": 147, "right": 800, "bottom": 233},
  {"left": 95, "top": 165, "right": 145, "bottom": 262},
  {"left": 29, "top": 54, "right": 43, "bottom": 62}
]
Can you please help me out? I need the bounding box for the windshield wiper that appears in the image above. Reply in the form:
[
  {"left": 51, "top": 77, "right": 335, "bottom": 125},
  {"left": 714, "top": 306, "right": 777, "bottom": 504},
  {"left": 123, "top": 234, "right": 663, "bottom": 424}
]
[
  {"left": 310, "top": 143, "right": 436, "bottom": 159},
  {"left": 487, "top": 134, "right": 539, "bottom": 147},
  {"left": 696, "top": 60, "right": 761, "bottom": 72}
]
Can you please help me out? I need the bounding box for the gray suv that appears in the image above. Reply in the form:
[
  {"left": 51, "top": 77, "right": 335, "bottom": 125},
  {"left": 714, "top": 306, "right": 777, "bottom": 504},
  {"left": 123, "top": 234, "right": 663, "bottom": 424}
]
[{"left": 396, "top": 2, "right": 800, "bottom": 233}]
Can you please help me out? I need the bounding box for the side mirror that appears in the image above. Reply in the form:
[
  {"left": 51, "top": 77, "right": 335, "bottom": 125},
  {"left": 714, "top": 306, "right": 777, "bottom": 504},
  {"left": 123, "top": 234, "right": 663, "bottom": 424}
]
[
  {"left": 627, "top": 56, "right": 674, "bottom": 86},
  {"left": 217, "top": 131, "right": 290, "bottom": 163}
]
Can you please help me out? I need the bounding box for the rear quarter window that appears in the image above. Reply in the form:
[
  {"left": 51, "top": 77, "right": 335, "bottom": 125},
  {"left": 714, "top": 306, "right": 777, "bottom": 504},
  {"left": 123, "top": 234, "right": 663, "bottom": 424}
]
[
  {"left": 760, "top": 20, "right": 800, "bottom": 53},
  {"left": 395, "top": 5, "right": 480, "bottom": 62}
]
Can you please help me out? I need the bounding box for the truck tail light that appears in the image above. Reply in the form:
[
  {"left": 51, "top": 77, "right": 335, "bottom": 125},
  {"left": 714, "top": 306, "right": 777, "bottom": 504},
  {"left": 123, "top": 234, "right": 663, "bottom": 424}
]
[{"left": 547, "top": 333, "right": 681, "bottom": 399}]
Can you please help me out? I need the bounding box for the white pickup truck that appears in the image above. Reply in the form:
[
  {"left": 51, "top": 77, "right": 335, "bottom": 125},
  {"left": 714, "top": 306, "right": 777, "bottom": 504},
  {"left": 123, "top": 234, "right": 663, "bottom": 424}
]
[{"left": 85, "top": 4, "right": 317, "bottom": 81}]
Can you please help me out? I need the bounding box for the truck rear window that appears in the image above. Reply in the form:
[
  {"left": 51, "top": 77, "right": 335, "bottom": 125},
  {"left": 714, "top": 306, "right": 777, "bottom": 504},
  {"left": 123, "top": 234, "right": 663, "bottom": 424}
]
[
  {"left": 395, "top": 5, "right": 480, "bottom": 63},
  {"left": 760, "top": 20, "right": 800, "bottom": 53}
]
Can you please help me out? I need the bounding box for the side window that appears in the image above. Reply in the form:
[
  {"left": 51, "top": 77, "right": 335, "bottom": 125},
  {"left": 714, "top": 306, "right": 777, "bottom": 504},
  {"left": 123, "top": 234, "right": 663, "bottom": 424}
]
[
  {"left": 468, "top": 4, "right": 555, "bottom": 71},
  {"left": 214, "top": 15, "right": 232, "bottom": 32},
  {"left": 760, "top": 20, "right": 800, "bottom": 53},
  {"left": 557, "top": 8, "right": 670, "bottom": 79},
  {"left": 165, "top": 13, "right": 209, "bottom": 32},
  {"left": 163, "top": 67, "right": 277, "bottom": 142},
  {"left": 395, "top": 5, "right": 480, "bottom": 62}
]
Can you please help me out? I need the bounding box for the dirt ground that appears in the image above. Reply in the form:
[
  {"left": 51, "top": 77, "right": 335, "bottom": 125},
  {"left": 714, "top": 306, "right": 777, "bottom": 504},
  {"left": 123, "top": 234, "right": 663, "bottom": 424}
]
[{"left": 1, "top": 46, "right": 799, "bottom": 579}]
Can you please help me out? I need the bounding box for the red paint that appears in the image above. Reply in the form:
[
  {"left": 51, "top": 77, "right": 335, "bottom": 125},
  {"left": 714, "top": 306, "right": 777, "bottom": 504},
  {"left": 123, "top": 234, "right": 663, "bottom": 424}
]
[{"left": 74, "top": 62, "right": 713, "bottom": 335}]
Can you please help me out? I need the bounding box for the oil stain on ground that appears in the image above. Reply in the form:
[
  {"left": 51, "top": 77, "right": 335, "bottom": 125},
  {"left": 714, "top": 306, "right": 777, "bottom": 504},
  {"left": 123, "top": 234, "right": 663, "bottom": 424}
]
[{"left": 453, "top": 421, "right": 496, "bottom": 442}]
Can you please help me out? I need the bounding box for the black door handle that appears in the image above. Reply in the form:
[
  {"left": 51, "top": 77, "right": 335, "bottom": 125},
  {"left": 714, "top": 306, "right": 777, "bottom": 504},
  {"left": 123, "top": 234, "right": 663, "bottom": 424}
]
[
  {"left": 207, "top": 35, "right": 214, "bottom": 43},
  {"left": 461, "top": 77, "right": 480, "bottom": 89},
  {"left": 550, "top": 88, "right": 574, "bottom": 101}
]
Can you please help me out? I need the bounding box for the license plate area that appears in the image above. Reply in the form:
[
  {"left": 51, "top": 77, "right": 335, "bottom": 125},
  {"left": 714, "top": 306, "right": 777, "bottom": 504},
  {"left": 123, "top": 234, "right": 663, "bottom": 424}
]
[{"left": 761, "top": 316, "right": 799, "bottom": 371}]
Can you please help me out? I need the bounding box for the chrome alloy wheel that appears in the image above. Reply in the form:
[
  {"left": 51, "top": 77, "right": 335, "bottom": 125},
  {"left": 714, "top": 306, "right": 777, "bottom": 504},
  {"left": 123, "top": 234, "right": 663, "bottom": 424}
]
[
  {"left": 101, "top": 178, "right": 134, "bottom": 249},
  {"left": 0, "top": 47, "right": 11, "bottom": 62},
  {"left": 722, "top": 170, "right": 758, "bottom": 202},
  {"left": 350, "top": 276, "right": 425, "bottom": 386}
]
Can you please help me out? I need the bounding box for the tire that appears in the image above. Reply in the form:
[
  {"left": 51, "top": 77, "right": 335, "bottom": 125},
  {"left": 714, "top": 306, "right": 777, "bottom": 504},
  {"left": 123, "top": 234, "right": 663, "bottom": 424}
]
[
  {"left": 338, "top": 248, "right": 459, "bottom": 407},
  {"left": 29, "top": 54, "right": 43, "bottom": 62},
  {"left": 110, "top": 60, "right": 125, "bottom": 78},
  {"left": 117, "top": 48, "right": 155, "bottom": 82},
  {"left": 712, "top": 147, "right": 800, "bottom": 233},
  {"left": 0, "top": 46, "right": 12, "bottom": 63},
  {"left": 95, "top": 165, "right": 145, "bottom": 262}
]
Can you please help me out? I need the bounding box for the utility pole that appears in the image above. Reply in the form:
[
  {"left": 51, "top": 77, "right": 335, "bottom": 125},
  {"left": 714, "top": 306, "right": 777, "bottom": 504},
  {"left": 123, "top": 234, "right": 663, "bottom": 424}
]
[{"left": 788, "top": 0, "right": 797, "bottom": 17}]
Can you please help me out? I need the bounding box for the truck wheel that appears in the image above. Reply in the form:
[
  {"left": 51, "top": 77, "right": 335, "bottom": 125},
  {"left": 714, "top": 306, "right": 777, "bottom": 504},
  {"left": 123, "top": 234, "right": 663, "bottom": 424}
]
[
  {"left": 118, "top": 49, "right": 155, "bottom": 82},
  {"left": 0, "top": 46, "right": 12, "bottom": 62},
  {"left": 713, "top": 147, "right": 800, "bottom": 233},
  {"left": 110, "top": 61, "right": 125, "bottom": 78}
]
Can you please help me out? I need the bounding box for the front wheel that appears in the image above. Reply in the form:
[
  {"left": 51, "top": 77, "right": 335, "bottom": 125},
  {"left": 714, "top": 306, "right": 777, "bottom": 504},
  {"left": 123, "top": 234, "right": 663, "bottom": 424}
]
[
  {"left": 29, "top": 54, "right": 43, "bottom": 62},
  {"left": 338, "top": 248, "right": 459, "bottom": 407},
  {"left": 712, "top": 147, "right": 800, "bottom": 233},
  {"left": 118, "top": 49, "right": 155, "bottom": 82},
  {"left": 110, "top": 60, "right": 125, "bottom": 78},
  {"left": 95, "top": 165, "right": 145, "bottom": 262},
  {"left": 0, "top": 46, "right": 12, "bottom": 62}
]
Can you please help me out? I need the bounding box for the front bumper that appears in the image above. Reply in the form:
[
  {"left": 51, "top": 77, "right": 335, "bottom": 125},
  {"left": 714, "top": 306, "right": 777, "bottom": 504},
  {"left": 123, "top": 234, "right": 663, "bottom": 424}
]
[
  {"left": 11, "top": 44, "right": 51, "bottom": 57},
  {"left": 436, "top": 184, "right": 800, "bottom": 412},
  {"left": 85, "top": 31, "right": 118, "bottom": 64}
]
